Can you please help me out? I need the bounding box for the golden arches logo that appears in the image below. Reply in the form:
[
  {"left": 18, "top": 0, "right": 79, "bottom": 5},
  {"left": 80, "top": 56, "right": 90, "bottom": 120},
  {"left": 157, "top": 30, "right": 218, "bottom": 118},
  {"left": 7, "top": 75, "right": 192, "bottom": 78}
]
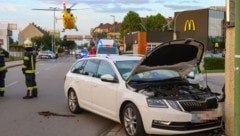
[{"left": 184, "top": 19, "right": 196, "bottom": 31}]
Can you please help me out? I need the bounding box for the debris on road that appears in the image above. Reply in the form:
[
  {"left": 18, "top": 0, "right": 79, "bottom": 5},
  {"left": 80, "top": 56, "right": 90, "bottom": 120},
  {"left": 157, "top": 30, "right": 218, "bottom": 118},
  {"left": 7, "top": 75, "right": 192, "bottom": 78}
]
[{"left": 38, "top": 111, "right": 75, "bottom": 117}]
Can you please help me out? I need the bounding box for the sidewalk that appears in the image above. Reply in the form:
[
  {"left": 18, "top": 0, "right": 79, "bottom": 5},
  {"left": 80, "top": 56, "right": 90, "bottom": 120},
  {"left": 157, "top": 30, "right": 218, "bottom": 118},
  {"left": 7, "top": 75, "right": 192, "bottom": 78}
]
[
  {"left": 101, "top": 124, "right": 126, "bottom": 136},
  {"left": 5, "top": 60, "right": 23, "bottom": 68}
]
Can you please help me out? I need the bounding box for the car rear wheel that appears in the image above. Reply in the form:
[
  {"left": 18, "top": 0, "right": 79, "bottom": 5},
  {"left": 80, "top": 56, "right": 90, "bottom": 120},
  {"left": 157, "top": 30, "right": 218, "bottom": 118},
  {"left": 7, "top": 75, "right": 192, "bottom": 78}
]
[
  {"left": 68, "top": 89, "right": 83, "bottom": 114},
  {"left": 122, "top": 103, "right": 146, "bottom": 136}
]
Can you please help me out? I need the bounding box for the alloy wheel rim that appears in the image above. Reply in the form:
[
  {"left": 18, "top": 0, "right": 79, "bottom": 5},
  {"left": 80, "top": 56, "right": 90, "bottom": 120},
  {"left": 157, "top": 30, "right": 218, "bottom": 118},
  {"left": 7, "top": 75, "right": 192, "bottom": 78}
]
[
  {"left": 124, "top": 107, "right": 137, "bottom": 135},
  {"left": 68, "top": 91, "right": 77, "bottom": 111}
]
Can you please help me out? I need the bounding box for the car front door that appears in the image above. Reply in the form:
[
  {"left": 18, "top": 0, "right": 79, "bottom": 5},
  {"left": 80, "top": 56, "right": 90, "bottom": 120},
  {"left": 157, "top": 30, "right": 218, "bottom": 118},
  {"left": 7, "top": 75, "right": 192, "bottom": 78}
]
[{"left": 91, "top": 60, "right": 119, "bottom": 119}]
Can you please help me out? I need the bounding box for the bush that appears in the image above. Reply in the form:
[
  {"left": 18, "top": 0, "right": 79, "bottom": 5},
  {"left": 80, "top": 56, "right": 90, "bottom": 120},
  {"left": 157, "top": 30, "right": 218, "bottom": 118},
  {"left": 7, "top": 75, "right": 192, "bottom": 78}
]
[
  {"left": 5, "top": 56, "right": 22, "bottom": 62},
  {"left": 204, "top": 57, "right": 225, "bottom": 70}
]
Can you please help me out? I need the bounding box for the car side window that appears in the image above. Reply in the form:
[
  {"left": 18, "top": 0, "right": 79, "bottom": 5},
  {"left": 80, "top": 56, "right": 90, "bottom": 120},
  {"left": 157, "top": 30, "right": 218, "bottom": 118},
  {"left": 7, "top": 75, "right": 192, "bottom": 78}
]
[
  {"left": 97, "top": 60, "right": 117, "bottom": 80},
  {"left": 71, "top": 60, "right": 85, "bottom": 74},
  {"left": 82, "top": 59, "right": 99, "bottom": 77}
]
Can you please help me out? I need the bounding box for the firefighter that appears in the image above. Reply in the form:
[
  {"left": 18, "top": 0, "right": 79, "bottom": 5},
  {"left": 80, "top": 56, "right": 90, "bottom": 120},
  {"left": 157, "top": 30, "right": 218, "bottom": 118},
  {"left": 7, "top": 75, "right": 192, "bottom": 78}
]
[
  {"left": 0, "top": 42, "right": 9, "bottom": 97},
  {"left": 22, "top": 39, "right": 38, "bottom": 99}
]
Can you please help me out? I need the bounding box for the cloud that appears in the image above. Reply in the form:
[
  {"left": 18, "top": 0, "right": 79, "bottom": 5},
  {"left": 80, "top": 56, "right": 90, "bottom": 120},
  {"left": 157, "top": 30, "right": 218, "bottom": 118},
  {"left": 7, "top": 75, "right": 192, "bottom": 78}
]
[
  {"left": 37, "top": 0, "right": 150, "bottom": 5},
  {"left": 35, "top": 0, "right": 152, "bottom": 13},
  {"left": 162, "top": 0, "right": 202, "bottom": 11},
  {"left": 164, "top": 4, "right": 202, "bottom": 10},
  {"left": 178, "top": 0, "right": 200, "bottom": 4},
  {"left": 0, "top": 3, "right": 24, "bottom": 12}
]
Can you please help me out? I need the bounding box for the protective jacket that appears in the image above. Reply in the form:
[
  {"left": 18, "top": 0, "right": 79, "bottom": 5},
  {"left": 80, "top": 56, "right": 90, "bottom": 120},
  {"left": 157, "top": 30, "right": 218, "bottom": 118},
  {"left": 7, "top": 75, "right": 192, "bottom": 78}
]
[
  {"left": 0, "top": 48, "right": 9, "bottom": 72},
  {"left": 0, "top": 47, "right": 9, "bottom": 96},
  {"left": 22, "top": 49, "right": 36, "bottom": 74}
]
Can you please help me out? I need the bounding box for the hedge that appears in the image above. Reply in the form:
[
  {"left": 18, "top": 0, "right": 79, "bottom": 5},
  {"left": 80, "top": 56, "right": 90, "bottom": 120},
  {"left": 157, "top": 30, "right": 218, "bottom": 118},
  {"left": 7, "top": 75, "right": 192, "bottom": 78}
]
[{"left": 204, "top": 57, "right": 225, "bottom": 70}]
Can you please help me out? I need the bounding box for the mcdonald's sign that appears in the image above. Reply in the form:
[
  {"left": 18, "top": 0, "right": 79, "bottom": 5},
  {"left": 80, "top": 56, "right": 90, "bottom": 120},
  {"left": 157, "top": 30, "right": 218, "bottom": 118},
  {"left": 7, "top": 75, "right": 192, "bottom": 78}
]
[{"left": 184, "top": 19, "right": 196, "bottom": 31}]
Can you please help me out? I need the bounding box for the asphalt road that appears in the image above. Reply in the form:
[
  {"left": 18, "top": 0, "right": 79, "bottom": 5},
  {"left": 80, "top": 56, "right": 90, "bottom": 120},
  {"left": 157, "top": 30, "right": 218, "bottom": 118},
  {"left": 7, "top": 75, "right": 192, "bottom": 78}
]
[
  {"left": 0, "top": 56, "right": 115, "bottom": 136},
  {"left": 0, "top": 56, "right": 226, "bottom": 136}
]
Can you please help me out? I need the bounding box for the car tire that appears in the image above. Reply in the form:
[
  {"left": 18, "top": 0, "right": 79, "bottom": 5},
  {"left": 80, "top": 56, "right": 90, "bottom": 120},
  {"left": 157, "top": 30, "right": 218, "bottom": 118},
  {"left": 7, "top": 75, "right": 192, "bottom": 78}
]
[
  {"left": 122, "top": 103, "right": 147, "bottom": 136},
  {"left": 68, "top": 89, "right": 83, "bottom": 114}
]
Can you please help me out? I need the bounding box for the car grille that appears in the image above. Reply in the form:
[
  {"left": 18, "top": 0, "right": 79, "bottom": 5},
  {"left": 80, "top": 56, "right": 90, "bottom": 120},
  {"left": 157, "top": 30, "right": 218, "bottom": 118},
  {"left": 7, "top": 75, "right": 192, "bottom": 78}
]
[{"left": 179, "top": 97, "right": 218, "bottom": 112}]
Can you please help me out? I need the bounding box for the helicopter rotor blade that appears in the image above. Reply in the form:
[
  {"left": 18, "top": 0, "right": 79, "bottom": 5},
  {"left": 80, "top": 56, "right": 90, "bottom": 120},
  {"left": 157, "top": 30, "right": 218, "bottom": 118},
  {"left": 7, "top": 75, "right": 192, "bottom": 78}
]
[
  {"left": 69, "top": 3, "right": 78, "bottom": 9},
  {"left": 32, "top": 8, "right": 63, "bottom": 11},
  {"left": 70, "top": 8, "right": 90, "bottom": 11}
]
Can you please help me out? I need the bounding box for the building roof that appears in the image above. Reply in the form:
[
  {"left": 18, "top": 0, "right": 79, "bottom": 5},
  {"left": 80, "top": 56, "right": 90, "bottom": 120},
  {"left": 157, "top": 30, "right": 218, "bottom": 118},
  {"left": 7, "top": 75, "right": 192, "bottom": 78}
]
[{"left": 18, "top": 23, "right": 48, "bottom": 45}]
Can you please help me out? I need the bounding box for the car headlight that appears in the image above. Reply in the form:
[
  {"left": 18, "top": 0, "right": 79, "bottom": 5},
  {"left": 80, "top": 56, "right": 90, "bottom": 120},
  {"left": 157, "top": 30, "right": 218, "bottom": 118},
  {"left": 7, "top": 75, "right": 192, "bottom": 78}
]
[
  {"left": 167, "top": 100, "right": 182, "bottom": 111},
  {"left": 147, "top": 98, "right": 168, "bottom": 108}
]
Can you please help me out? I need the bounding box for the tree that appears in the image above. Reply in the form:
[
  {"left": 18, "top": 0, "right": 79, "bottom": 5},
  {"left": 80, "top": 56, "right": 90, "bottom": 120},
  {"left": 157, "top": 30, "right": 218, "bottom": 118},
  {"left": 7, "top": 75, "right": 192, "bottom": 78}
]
[
  {"left": 92, "top": 32, "right": 107, "bottom": 40},
  {"left": 120, "top": 11, "right": 142, "bottom": 38},
  {"left": 145, "top": 13, "right": 167, "bottom": 31},
  {"left": 61, "top": 40, "right": 76, "bottom": 51}
]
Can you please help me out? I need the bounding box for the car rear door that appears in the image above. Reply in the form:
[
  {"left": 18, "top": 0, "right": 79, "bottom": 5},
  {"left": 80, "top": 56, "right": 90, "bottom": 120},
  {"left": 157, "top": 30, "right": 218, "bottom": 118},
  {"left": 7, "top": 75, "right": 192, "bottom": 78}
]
[{"left": 71, "top": 59, "right": 99, "bottom": 109}]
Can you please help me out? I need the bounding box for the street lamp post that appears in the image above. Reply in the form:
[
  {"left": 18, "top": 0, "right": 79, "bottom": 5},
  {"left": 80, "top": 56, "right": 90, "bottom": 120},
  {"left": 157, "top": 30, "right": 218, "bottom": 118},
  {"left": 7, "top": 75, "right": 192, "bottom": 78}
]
[
  {"left": 173, "top": 11, "right": 189, "bottom": 40},
  {"left": 173, "top": 12, "right": 183, "bottom": 40},
  {"left": 110, "top": 15, "right": 115, "bottom": 37},
  {"left": 49, "top": 7, "right": 58, "bottom": 52}
]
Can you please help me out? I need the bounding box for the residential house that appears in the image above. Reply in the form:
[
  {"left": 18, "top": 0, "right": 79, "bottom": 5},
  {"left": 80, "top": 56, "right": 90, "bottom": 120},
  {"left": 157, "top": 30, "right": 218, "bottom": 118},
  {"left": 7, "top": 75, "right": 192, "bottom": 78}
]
[{"left": 18, "top": 23, "right": 48, "bottom": 45}]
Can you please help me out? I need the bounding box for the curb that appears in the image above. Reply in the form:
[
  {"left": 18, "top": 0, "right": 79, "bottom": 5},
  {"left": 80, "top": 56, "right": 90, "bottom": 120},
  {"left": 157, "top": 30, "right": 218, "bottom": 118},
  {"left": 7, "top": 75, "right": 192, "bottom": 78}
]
[{"left": 6, "top": 60, "right": 23, "bottom": 68}]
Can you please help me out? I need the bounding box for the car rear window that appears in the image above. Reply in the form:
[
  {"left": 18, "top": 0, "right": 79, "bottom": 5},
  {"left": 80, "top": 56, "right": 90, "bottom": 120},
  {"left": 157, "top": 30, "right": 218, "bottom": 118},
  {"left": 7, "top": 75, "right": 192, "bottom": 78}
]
[{"left": 97, "top": 47, "right": 119, "bottom": 54}]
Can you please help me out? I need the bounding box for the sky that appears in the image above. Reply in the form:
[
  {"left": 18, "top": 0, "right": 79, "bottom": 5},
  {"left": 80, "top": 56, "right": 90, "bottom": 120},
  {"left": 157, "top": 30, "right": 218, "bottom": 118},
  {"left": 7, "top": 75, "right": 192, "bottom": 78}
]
[{"left": 0, "top": 0, "right": 225, "bottom": 40}]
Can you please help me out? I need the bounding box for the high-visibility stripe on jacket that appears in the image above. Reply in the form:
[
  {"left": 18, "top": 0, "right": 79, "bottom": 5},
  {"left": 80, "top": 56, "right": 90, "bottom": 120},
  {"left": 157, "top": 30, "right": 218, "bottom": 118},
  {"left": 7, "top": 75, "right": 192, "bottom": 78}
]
[{"left": 22, "top": 51, "right": 36, "bottom": 74}]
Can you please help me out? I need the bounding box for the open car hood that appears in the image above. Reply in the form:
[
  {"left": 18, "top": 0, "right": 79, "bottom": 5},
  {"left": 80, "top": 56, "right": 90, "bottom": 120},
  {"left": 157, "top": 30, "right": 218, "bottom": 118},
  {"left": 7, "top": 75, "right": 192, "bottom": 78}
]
[{"left": 126, "top": 38, "right": 205, "bottom": 82}]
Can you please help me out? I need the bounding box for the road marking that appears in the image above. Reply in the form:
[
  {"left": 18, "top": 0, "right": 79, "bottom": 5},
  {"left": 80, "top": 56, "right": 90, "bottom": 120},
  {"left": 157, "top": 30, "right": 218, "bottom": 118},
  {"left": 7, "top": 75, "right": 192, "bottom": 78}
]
[{"left": 6, "top": 81, "right": 19, "bottom": 88}]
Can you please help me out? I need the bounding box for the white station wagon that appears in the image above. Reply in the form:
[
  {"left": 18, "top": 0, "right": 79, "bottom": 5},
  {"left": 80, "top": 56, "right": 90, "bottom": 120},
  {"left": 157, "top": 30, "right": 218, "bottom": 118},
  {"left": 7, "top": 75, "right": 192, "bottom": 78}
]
[{"left": 64, "top": 39, "right": 223, "bottom": 136}]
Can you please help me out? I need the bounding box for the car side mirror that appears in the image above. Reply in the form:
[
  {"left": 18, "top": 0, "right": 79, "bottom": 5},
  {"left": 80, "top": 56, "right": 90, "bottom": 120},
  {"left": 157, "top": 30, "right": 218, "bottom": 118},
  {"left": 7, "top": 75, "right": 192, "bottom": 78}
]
[
  {"left": 187, "top": 71, "right": 195, "bottom": 79},
  {"left": 101, "top": 74, "right": 118, "bottom": 83}
]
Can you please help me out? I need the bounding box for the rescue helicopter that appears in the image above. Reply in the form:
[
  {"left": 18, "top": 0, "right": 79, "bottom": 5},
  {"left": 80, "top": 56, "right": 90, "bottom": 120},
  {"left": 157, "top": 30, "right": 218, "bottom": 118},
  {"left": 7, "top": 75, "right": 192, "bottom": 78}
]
[{"left": 33, "top": 2, "right": 83, "bottom": 32}]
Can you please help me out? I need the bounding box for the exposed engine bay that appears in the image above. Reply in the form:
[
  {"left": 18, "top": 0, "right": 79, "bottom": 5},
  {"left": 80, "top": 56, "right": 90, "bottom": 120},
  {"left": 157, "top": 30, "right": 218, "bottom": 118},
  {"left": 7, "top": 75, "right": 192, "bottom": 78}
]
[{"left": 130, "top": 80, "right": 215, "bottom": 101}]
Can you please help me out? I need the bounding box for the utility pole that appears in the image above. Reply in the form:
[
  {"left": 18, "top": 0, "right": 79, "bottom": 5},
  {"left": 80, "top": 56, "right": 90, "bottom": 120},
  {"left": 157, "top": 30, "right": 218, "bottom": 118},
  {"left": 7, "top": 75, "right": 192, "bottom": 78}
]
[
  {"left": 110, "top": 15, "right": 115, "bottom": 38},
  {"left": 235, "top": 0, "right": 240, "bottom": 135},
  {"left": 50, "top": 7, "right": 57, "bottom": 52},
  {"left": 173, "top": 11, "right": 184, "bottom": 40}
]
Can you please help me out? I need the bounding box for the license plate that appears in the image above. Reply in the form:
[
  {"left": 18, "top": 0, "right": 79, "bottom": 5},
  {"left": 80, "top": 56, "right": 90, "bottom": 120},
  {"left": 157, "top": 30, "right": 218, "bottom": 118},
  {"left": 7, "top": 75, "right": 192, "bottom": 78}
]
[{"left": 192, "top": 110, "right": 218, "bottom": 123}]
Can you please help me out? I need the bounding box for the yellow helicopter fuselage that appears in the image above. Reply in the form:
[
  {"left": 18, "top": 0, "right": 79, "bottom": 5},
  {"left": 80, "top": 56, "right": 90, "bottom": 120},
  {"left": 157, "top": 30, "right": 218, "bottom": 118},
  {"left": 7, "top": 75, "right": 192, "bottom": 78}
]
[{"left": 63, "top": 9, "right": 76, "bottom": 30}]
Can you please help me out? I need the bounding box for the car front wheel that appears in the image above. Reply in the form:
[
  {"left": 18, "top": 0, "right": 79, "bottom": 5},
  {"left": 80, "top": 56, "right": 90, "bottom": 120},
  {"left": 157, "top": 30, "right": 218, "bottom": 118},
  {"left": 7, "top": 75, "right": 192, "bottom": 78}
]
[
  {"left": 68, "top": 89, "right": 82, "bottom": 114},
  {"left": 122, "top": 103, "right": 146, "bottom": 136}
]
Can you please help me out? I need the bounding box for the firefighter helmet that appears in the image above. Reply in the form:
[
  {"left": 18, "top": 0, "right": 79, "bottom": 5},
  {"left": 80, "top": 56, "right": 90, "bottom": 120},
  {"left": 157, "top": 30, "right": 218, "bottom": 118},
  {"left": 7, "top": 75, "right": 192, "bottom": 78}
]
[{"left": 24, "top": 39, "right": 32, "bottom": 48}]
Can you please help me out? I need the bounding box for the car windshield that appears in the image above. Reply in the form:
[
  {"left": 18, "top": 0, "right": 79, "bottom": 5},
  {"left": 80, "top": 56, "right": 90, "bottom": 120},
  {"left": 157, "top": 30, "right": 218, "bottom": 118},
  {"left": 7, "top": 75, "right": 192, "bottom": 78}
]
[
  {"left": 39, "top": 51, "right": 54, "bottom": 54},
  {"left": 129, "top": 70, "right": 180, "bottom": 82},
  {"left": 115, "top": 60, "right": 139, "bottom": 80},
  {"left": 80, "top": 49, "right": 88, "bottom": 53},
  {"left": 115, "top": 60, "right": 180, "bottom": 81},
  {"left": 98, "top": 47, "right": 118, "bottom": 54}
]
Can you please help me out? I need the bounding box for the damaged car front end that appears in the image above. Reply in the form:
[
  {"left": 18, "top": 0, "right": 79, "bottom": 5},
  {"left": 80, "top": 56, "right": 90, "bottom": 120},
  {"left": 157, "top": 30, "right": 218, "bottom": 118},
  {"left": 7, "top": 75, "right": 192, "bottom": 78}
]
[{"left": 124, "top": 38, "right": 223, "bottom": 135}]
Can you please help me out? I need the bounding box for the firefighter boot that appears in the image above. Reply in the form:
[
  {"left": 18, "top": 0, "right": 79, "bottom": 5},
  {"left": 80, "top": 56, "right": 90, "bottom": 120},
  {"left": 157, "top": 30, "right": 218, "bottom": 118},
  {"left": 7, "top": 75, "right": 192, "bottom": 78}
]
[
  {"left": 32, "top": 89, "right": 38, "bottom": 97},
  {"left": 23, "top": 90, "right": 33, "bottom": 99},
  {"left": 0, "top": 91, "right": 4, "bottom": 97}
]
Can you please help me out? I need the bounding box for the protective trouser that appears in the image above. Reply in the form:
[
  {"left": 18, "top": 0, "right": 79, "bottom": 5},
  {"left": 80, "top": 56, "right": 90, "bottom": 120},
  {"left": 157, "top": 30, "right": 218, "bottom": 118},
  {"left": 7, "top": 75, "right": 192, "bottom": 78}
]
[
  {"left": 0, "top": 68, "right": 7, "bottom": 96},
  {"left": 24, "top": 73, "right": 37, "bottom": 98}
]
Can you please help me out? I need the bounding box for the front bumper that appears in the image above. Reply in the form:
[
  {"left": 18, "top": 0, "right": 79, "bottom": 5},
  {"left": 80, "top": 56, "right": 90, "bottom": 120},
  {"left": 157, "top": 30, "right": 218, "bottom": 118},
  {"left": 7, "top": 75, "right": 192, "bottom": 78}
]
[{"left": 139, "top": 105, "right": 223, "bottom": 135}]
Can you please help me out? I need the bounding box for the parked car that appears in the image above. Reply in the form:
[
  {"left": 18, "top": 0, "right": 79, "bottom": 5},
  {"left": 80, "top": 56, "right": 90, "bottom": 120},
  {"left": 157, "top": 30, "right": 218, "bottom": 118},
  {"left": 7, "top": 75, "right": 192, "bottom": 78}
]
[
  {"left": 37, "top": 50, "right": 56, "bottom": 59},
  {"left": 75, "top": 49, "right": 89, "bottom": 59},
  {"left": 64, "top": 39, "right": 223, "bottom": 136}
]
